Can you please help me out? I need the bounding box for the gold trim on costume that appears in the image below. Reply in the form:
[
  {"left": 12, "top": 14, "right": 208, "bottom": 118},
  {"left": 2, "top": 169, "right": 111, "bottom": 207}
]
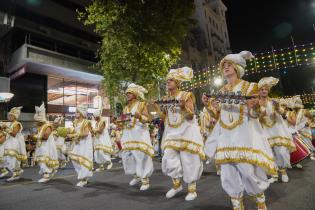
[
  {"left": 69, "top": 153, "right": 93, "bottom": 171},
  {"left": 267, "top": 136, "right": 296, "bottom": 152},
  {"left": 163, "top": 139, "right": 205, "bottom": 160},
  {"left": 94, "top": 144, "right": 114, "bottom": 154},
  {"left": 35, "top": 155, "right": 59, "bottom": 169},
  {"left": 122, "top": 141, "right": 155, "bottom": 157},
  {"left": 4, "top": 149, "right": 27, "bottom": 161}
]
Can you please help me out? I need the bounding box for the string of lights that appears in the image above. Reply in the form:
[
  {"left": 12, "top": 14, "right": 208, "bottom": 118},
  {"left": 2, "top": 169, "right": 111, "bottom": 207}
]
[{"left": 181, "top": 42, "right": 315, "bottom": 91}]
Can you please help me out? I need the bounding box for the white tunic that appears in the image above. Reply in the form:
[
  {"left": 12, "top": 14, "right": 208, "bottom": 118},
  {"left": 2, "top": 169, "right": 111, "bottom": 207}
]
[
  {"left": 54, "top": 127, "right": 68, "bottom": 160},
  {"left": 69, "top": 119, "right": 93, "bottom": 179},
  {"left": 259, "top": 100, "right": 296, "bottom": 152},
  {"left": 4, "top": 121, "right": 27, "bottom": 167},
  {"left": 35, "top": 123, "right": 59, "bottom": 174},
  {"left": 93, "top": 119, "right": 113, "bottom": 164},
  {"left": 205, "top": 80, "right": 277, "bottom": 176},
  {"left": 162, "top": 91, "right": 205, "bottom": 159},
  {"left": 121, "top": 101, "right": 154, "bottom": 157}
]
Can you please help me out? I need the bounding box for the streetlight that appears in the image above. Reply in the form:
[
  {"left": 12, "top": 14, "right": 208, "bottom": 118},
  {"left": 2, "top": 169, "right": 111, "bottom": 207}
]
[{"left": 214, "top": 77, "right": 223, "bottom": 86}]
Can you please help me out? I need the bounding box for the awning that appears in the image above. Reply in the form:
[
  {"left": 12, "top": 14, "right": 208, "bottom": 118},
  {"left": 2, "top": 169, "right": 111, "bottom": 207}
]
[{"left": 6, "top": 44, "right": 103, "bottom": 84}]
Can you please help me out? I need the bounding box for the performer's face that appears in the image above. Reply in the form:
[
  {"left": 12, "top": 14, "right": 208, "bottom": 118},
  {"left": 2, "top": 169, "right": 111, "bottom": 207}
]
[
  {"left": 7, "top": 114, "right": 15, "bottom": 122},
  {"left": 259, "top": 86, "right": 269, "bottom": 98},
  {"left": 166, "top": 79, "right": 177, "bottom": 91},
  {"left": 126, "top": 92, "right": 136, "bottom": 101},
  {"left": 222, "top": 62, "right": 237, "bottom": 78},
  {"left": 201, "top": 94, "right": 209, "bottom": 105},
  {"left": 75, "top": 112, "right": 81, "bottom": 119}
]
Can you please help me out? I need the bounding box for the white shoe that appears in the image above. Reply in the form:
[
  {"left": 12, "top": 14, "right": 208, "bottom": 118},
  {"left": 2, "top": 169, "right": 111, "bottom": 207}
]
[
  {"left": 38, "top": 177, "right": 50, "bottom": 183},
  {"left": 76, "top": 180, "right": 88, "bottom": 187},
  {"left": 0, "top": 169, "right": 9, "bottom": 178},
  {"left": 281, "top": 174, "right": 289, "bottom": 183},
  {"left": 140, "top": 184, "right": 150, "bottom": 191},
  {"left": 216, "top": 170, "right": 221, "bottom": 176},
  {"left": 6, "top": 176, "right": 20, "bottom": 182},
  {"left": 310, "top": 155, "right": 315, "bottom": 160},
  {"left": 129, "top": 178, "right": 140, "bottom": 186},
  {"left": 295, "top": 163, "right": 303, "bottom": 169},
  {"left": 268, "top": 177, "right": 278, "bottom": 183},
  {"left": 95, "top": 167, "right": 104, "bottom": 172},
  {"left": 205, "top": 160, "right": 210, "bottom": 165},
  {"left": 185, "top": 192, "right": 197, "bottom": 201},
  {"left": 107, "top": 162, "right": 113, "bottom": 170},
  {"left": 166, "top": 185, "right": 183, "bottom": 199}
]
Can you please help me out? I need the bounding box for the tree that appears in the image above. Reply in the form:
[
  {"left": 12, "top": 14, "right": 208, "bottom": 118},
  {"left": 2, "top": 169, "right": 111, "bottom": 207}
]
[{"left": 79, "top": 0, "right": 195, "bottom": 104}]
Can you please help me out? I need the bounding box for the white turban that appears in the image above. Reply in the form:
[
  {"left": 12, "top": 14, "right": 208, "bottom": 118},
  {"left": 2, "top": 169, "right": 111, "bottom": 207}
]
[
  {"left": 126, "top": 83, "right": 148, "bottom": 100},
  {"left": 166, "top": 66, "right": 193, "bottom": 82},
  {"left": 8, "top": 106, "right": 23, "bottom": 119},
  {"left": 293, "top": 95, "right": 304, "bottom": 109},
  {"left": 34, "top": 102, "right": 47, "bottom": 122},
  {"left": 53, "top": 116, "right": 64, "bottom": 125},
  {"left": 219, "top": 51, "right": 254, "bottom": 78},
  {"left": 77, "top": 105, "right": 88, "bottom": 118},
  {"left": 93, "top": 109, "right": 102, "bottom": 118},
  {"left": 286, "top": 98, "right": 295, "bottom": 109},
  {"left": 258, "top": 77, "right": 279, "bottom": 89}
]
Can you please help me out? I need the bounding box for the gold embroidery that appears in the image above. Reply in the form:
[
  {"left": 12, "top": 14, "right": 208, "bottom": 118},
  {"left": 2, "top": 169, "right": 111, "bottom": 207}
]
[
  {"left": 267, "top": 136, "right": 296, "bottom": 152},
  {"left": 94, "top": 144, "right": 114, "bottom": 154},
  {"left": 219, "top": 105, "right": 244, "bottom": 130},
  {"left": 122, "top": 141, "right": 155, "bottom": 157},
  {"left": 216, "top": 147, "right": 275, "bottom": 162},
  {"left": 35, "top": 155, "right": 59, "bottom": 169},
  {"left": 69, "top": 153, "right": 93, "bottom": 170},
  {"left": 163, "top": 139, "right": 205, "bottom": 160},
  {"left": 4, "top": 149, "right": 27, "bottom": 161}
]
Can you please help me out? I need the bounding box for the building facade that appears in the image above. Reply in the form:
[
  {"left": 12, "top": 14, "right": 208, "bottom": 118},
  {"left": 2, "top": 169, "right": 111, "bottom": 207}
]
[
  {"left": 181, "top": 0, "right": 231, "bottom": 69},
  {"left": 0, "top": 0, "right": 107, "bottom": 124}
]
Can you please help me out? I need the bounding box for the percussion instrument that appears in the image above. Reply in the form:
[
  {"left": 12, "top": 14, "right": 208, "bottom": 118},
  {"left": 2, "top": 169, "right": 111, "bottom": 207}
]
[
  {"left": 312, "top": 128, "right": 315, "bottom": 147},
  {"left": 290, "top": 134, "right": 311, "bottom": 165},
  {"left": 204, "top": 91, "right": 256, "bottom": 105}
]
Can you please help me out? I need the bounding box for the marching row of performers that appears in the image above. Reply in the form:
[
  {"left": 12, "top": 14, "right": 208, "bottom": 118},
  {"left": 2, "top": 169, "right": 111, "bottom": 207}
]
[{"left": 0, "top": 50, "right": 314, "bottom": 210}]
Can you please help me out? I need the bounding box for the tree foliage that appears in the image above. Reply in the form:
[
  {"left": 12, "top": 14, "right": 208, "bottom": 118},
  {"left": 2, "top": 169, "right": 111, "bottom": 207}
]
[{"left": 79, "top": 0, "right": 195, "bottom": 103}]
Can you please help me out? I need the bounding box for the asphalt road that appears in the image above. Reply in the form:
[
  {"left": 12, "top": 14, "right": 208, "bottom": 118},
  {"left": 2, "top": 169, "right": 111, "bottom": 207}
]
[{"left": 0, "top": 159, "right": 315, "bottom": 210}]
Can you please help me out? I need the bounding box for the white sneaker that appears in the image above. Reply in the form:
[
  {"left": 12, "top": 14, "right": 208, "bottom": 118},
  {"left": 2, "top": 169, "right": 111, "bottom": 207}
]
[
  {"left": 281, "top": 174, "right": 289, "bottom": 183},
  {"left": 76, "top": 180, "right": 88, "bottom": 187},
  {"left": 6, "top": 176, "right": 20, "bottom": 182},
  {"left": 95, "top": 167, "right": 104, "bottom": 172},
  {"left": 107, "top": 162, "right": 113, "bottom": 170},
  {"left": 166, "top": 185, "right": 183, "bottom": 199},
  {"left": 216, "top": 170, "right": 221, "bottom": 176},
  {"left": 129, "top": 178, "right": 140, "bottom": 186},
  {"left": 268, "top": 177, "right": 278, "bottom": 183},
  {"left": 140, "top": 184, "right": 150, "bottom": 191},
  {"left": 0, "top": 169, "right": 9, "bottom": 178},
  {"left": 38, "top": 177, "right": 50, "bottom": 183},
  {"left": 185, "top": 192, "right": 197, "bottom": 201},
  {"left": 205, "top": 160, "right": 210, "bottom": 165},
  {"left": 295, "top": 163, "right": 303, "bottom": 169},
  {"left": 310, "top": 155, "right": 315, "bottom": 160}
]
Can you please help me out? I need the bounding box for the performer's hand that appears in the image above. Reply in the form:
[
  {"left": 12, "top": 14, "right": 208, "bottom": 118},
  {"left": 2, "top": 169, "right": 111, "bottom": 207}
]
[
  {"left": 211, "top": 100, "right": 220, "bottom": 111},
  {"left": 179, "top": 99, "right": 186, "bottom": 109},
  {"left": 134, "top": 112, "right": 141, "bottom": 119}
]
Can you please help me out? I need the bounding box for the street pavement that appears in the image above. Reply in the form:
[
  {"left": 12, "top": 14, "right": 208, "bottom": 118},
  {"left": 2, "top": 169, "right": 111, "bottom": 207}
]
[{"left": 0, "top": 159, "right": 315, "bottom": 210}]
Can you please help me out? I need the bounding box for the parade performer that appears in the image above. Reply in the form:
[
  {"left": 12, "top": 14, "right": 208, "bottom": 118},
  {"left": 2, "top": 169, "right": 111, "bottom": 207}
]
[
  {"left": 1, "top": 107, "right": 27, "bottom": 182},
  {"left": 293, "top": 96, "right": 315, "bottom": 160},
  {"left": 204, "top": 51, "right": 277, "bottom": 210},
  {"left": 93, "top": 109, "right": 113, "bottom": 171},
  {"left": 0, "top": 125, "right": 8, "bottom": 178},
  {"left": 120, "top": 83, "right": 154, "bottom": 191},
  {"left": 53, "top": 117, "right": 68, "bottom": 168},
  {"left": 68, "top": 105, "right": 93, "bottom": 187},
  {"left": 33, "top": 103, "right": 59, "bottom": 183},
  {"left": 154, "top": 67, "right": 205, "bottom": 201},
  {"left": 258, "top": 77, "right": 296, "bottom": 183}
]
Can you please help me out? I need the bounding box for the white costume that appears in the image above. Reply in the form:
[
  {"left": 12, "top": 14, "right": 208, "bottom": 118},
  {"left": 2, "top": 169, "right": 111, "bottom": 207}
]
[
  {"left": 1, "top": 107, "right": 27, "bottom": 181},
  {"left": 93, "top": 109, "right": 114, "bottom": 170},
  {"left": 258, "top": 77, "right": 296, "bottom": 183},
  {"left": 204, "top": 52, "right": 277, "bottom": 210},
  {"left": 121, "top": 83, "right": 154, "bottom": 191},
  {"left": 69, "top": 106, "right": 93, "bottom": 186},
  {"left": 34, "top": 103, "right": 59, "bottom": 182},
  {"left": 53, "top": 117, "right": 68, "bottom": 167},
  {"left": 160, "top": 67, "right": 205, "bottom": 201}
]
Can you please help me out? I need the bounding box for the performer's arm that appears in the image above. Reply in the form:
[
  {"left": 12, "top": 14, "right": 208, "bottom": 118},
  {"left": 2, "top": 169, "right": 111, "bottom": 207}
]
[
  {"left": 135, "top": 103, "right": 151, "bottom": 124},
  {"left": 96, "top": 121, "right": 106, "bottom": 134},
  {"left": 180, "top": 93, "right": 194, "bottom": 121}
]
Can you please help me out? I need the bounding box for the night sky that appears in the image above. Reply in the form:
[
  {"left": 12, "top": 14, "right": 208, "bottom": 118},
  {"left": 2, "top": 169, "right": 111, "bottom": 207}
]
[{"left": 222, "top": 0, "right": 315, "bottom": 53}]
